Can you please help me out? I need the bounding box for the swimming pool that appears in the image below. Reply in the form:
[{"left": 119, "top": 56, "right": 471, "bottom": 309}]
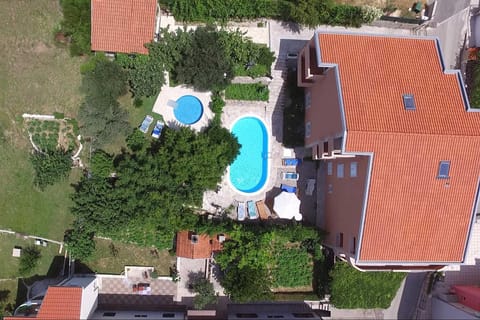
[
  {"left": 229, "top": 116, "right": 269, "bottom": 194},
  {"left": 174, "top": 95, "right": 203, "bottom": 125}
]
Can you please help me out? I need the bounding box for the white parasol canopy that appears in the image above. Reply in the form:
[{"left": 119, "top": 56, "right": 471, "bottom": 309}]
[{"left": 273, "top": 191, "right": 302, "bottom": 221}]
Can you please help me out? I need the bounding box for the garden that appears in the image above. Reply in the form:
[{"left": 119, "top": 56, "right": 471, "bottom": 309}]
[{"left": 225, "top": 83, "right": 269, "bottom": 101}]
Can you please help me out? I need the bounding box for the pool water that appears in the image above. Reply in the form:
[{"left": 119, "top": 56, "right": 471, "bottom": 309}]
[
  {"left": 229, "top": 117, "right": 268, "bottom": 193},
  {"left": 174, "top": 95, "right": 203, "bottom": 125}
]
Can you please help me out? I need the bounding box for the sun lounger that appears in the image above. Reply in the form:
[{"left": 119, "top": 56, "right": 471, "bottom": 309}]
[
  {"left": 282, "top": 158, "right": 301, "bottom": 166},
  {"left": 306, "top": 179, "right": 316, "bottom": 196},
  {"left": 282, "top": 172, "right": 299, "bottom": 181},
  {"left": 247, "top": 200, "right": 259, "bottom": 219},
  {"left": 281, "top": 184, "right": 297, "bottom": 193},
  {"left": 256, "top": 200, "right": 269, "bottom": 220},
  {"left": 139, "top": 115, "right": 154, "bottom": 133},
  {"left": 237, "top": 202, "right": 246, "bottom": 221},
  {"left": 151, "top": 120, "right": 164, "bottom": 139}
]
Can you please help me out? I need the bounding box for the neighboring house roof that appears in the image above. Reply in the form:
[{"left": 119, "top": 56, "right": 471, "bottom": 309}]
[
  {"left": 91, "top": 0, "right": 157, "bottom": 54},
  {"left": 316, "top": 33, "right": 480, "bottom": 264},
  {"left": 36, "top": 286, "right": 82, "bottom": 319},
  {"left": 176, "top": 231, "right": 226, "bottom": 259}
]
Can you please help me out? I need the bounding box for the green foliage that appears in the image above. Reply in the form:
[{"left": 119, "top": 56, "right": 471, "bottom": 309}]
[
  {"left": 160, "top": 0, "right": 278, "bottom": 22},
  {"left": 225, "top": 83, "right": 269, "bottom": 101},
  {"left": 80, "top": 53, "right": 108, "bottom": 74},
  {"left": 209, "top": 92, "right": 226, "bottom": 115},
  {"left": 78, "top": 59, "right": 130, "bottom": 147},
  {"left": 175, "top": 26, "right": 233, "bottom": 91},
  {"left": 53, "top": 112, "right": 65, "bottom": 119},
  {"left": 90, "top": 150, "right": 113, "bottom": 177},
  {"left": 272, "top": 247, "right": 312, "bottom": 287},
  {"left": 30, "top": 149, "right": 72, "bottom": 190},
  {"left": 470, "top": 62, "right": 480, "bottom": 108},
  {"left": 216, "top": 224, "right": 323, "bottom": 300},
  {"left": 191, "top": 276, "right": 217, "bottom": 309},
  {"left": 330, "top": 262, "right": 405, "bottom": 309},
  {"left": 65, "top": 227, "right": 96, "bottom": 261},
  {"left": 18, "top": 246, "right": 41, "bottom": 276},
  {"left": 29, "top": 120, "right": 61, "bottom": 152},
  {"left": 283, "top": 70, "right": 304, "bottom": 147},
  {"left": 126, "top": 129, "right": 148, "bottom": 152},
  {"left": 161, "top": 0, "right": 378, "bottom": 27},
  {"left": 59, "top": 0, "right": 91, "bottom": 55},
  {"left": 81, "top": 60, "right": 128, "bottom": 100},
  {"left": 222, "top": 264, "right": 273, "bottom": 302},
  {"left": 70, "top": 125, "right": 240, "bottom": 249}
]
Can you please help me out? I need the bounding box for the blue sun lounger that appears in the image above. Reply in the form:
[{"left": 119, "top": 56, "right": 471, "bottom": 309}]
[
  {"left": 139, "top": 115, "right": 154, "bottom": 133},
  {"left": 247, "top": 200, "right": 259, "bottom": 219},
  {"left": 281, "top": 184, "right": 297, "bottom": 193},
  {"left": 151, "top": 120, "right": 164, "bottom": 139},
  {"left": 282, "top": 158, "right": 301, "bottom": 166}
]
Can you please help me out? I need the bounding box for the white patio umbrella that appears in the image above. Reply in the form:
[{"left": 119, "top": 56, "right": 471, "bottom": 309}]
[{"left": 273, "top": 191, "right": 302, "bottom": 220}]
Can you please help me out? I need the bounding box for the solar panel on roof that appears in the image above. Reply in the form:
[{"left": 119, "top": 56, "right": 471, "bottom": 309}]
[
  {"left": 437, "top": 161, "right": 450, "bottom": 179},
  {"left": 403, "top": 94, "right": 416, "bottom": 110}
]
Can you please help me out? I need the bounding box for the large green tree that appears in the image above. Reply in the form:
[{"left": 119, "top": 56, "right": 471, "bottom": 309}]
[
  {"left": 174, "top": 26, "right": 233, "bottom": 91},
  {"left": 60, "top": 0, "right": 91, "bottom": 56},
  {"left": 18, "top": 246, "right": 41, "bottom": 276},
  {"left": 30, "top": 149, "right": 72, "bottom": 190},
  {"left": 69, "top": 125, "right": 240, "bottom": 255}
]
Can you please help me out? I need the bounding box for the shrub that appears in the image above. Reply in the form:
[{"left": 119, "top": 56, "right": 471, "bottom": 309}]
[
  {"left": 361, "top": 5, "right": 383, "bottom": 23},
  {"left": 330, "top": 262, "right": 405, "bottom": 309},
  {"left": 209, "top": 92, "right": 226, "bottom": 115},
  {"left": 30, "top": 149, "right": 72, "bottom": 190},
  {"left": 225, "top": 83, "right": 269, "bottom": 101},
  {"left": 64, "top": 227, "right": 96, "bottom": 261},
  {"left": 59, "top": 0, "right": 91, "bottom": 56},
  {"left": 19, "top": 246, "right": 41, "bottom": 276},
  {"left": 53, "top": 112, "right": 65, "bottom": 119}
]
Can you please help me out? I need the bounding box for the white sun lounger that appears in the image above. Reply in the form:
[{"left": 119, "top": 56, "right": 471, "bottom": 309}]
[{"left": 237, "top": 202, "right": 246, "bottom": 221}]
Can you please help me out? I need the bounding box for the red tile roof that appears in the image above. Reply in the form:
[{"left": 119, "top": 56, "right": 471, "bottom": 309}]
[
  {"left": 317, "top": 33, "right": 480, "bottom": 263},
  {"left": 36, "top": 286, "right": 82, "bottom": 319},
  {"left": 91, "top": 0, "right": 157, "bottom": 54},
  {"left": 176, "top": 231, "right": 226, "bottom": 259}
]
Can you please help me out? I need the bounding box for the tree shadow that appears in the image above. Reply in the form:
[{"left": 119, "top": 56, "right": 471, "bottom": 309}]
[{"left": 186, "top": 271, "right": 205, "bottom": 292}]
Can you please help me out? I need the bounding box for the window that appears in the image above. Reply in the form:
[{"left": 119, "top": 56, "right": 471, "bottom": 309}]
[
  {"left": 350, "top": 162, "right": 358, "bottom": 177},
  {"left": 103, "top": 313, "right": 116, "bottom": 317},
  {"left": 327, "top": 162, "right": 333, "bottom": 175},
  {"left": 162, "top": 314, "right": 175, "bottom": 318},
  {"left": 237, "top": 314, "right": 258, "bottom": 318},
  {"left": 292, "top": 313, "right": 315, "bottom": 318},
  {"left": 337, "top": 163, "right": 344, "bottom": 178},
  {"left": 402, "top": 94, "right": 416, "bottom": 110},
  {"left": 134, "top": 315, "right": 147, "bottom": 318},
  {"left": 305, "top": 122, "right": 311, "bottom": 138},
  {"left": 305, "top": 92, "right": 311, "bottom": 109},
  {"left": 437, "top": 161, "right": 450, "bottom": 179},
  {"left": 323, "top": 141, "right": 328, "bottom": 153},
  {"left": 350, "top": 236, "right": 356, "bottom": 254},
  {"left": 336, "top": 233, "right": 344, "bottom": 247}
]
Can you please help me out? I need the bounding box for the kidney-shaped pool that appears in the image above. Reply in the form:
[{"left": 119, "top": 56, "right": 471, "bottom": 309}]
[{"left": 229, "top": 116, "right": 269, "bottom": 194}]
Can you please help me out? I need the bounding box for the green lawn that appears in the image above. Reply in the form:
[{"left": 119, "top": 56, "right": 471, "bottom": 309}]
[
  {"left": 0, "top": 143, "right": 76, "bottom": 240},
  {"left": 272, "top": 246, "right": 313, "bottom": 289},
  {"left": 85, "top": 239, "right": 175, "bottom": 275},
  {"left": 330, "top": 262, "right": 405, "bottom": 309},
  {"left": 0, "top": 0, "right": 82, "bottom": 239},
  {"left": 0, "top": 233, "right": 62, "bottom": 279}
]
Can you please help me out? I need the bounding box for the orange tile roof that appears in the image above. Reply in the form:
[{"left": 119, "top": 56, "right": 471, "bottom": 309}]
[
  {"left": 36, "top": 286, "right": 82, "bottom": 319},
  {"left": 317, "top": 33, "right": 480, "bottom": 263},
  {"left": 91, "top": 0, "right": 157, "bottom": 54},
  {"left": 176, "top": 231, "right": 226, "bottom": 259}
]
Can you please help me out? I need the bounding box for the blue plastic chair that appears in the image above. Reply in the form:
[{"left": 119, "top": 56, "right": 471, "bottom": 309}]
[{"left": 281, "top": 184, "right": 297, "bottom": 193}]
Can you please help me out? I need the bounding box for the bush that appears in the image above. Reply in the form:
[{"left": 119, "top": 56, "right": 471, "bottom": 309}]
[
  {"left": 30, "top": 149, "right": 72, "bottom": 190},
  {"left": 225, "top": 83, "right": 269, "bottom": 101},
  {"left": 330, "top": 262, "right": 405, "bottom": 309},
  {"left": 53, "top": 112, "right": 65, "bottom": 120},
  {"left": 191, "top": 277, "right": 217, "bottom": 309},
  {"left": 64, "top": 227, "right": 96, "bottom": 261},
  {"left": 209, "top": 92, "right": 226, "bottom": 115},
  {"left": 59, "top": 0, "right": 91, "bottom": 56},
  {"left": 19, "top": 246, "right": 41, "bottom": 276}
]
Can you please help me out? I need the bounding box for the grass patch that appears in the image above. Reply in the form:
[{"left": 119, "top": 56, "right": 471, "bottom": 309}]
[
  {"left": 233, "top": 64, "right": 270, "bottom": 78},
  {"left": 330, "top": 262, "right": 405, "bottom": 309},
  {"left": 283, "top": 70, "right": 305, "bottom": 147},
  {"left": 225, "top": 83, "right": 269, "bottom": 101},
  {"left": 0, "top": 142, "right": 75, "bottom": 240},
  {"left": 272, "top": 246, "right": 312, "bottom": 288},
  {"left": 85, "top": 238, "right": 175, "bottom": 275},
  {"left": 0, "top": 233, "right": 62, "bottom": 279}
]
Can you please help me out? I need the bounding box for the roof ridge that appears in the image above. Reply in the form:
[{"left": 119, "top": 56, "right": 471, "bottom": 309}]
[{"left": 349, "top": 129, "right": 480, "bottom": 138}]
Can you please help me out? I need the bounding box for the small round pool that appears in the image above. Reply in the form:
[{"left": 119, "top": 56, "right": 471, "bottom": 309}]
[
  {"left": 229, "top": 116, "right": 269, "bottom": 194},
  {"left": 174, "top": 95, "right": 203, "bottom": 125}
]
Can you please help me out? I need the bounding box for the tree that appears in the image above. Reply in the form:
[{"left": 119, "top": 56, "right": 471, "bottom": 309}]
[
  {"left": 64, "top": 227, "right": 96, "bottom": 261},
  {"left": 190, "top": 275, "right": 217, "bottom": 309},
  {"left": 19, "top": 246, "right": 41, "bottom": 276},
  {"left": 90, "top": 150, "right": 113, "bottom": 177},
  {"left": 59, "top": 0, "right": 91, "bottom": 56},
  {"left": 222, "top": 264, "right": 273, "bottom": 302},
  {"left": 81, "top": 60, "right": 128, "bottom": 101},
  {"left": 175, "top": 26, "right": 233, "bottom": 91},
  {"left": 30, "top": 149, "right": 72, "bottom": 190}
]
